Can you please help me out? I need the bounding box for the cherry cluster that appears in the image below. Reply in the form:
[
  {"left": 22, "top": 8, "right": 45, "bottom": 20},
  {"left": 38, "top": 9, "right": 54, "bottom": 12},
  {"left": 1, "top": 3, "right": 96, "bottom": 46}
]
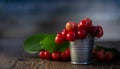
[
  {"left": 93, "top": 48, "right": 114, "bottom": 62},
  {"left": 55, "top": 18, "right": 104, "bottom": 44},
  {"left": 39, "top": 48, "right": 70, "bottom": 61}
]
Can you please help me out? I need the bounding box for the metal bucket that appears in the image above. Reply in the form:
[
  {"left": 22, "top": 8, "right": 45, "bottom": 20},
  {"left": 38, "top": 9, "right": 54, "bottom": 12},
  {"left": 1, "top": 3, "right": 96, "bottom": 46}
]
[{"left": 70, "top": 38, "right": 94, "bottom": 64}]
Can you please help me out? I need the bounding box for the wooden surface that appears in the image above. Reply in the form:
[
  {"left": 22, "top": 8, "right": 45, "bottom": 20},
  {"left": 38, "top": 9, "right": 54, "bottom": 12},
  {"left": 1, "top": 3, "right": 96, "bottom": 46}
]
[{"left": 0, "top": 41, "right": 120, "bottom": 69}]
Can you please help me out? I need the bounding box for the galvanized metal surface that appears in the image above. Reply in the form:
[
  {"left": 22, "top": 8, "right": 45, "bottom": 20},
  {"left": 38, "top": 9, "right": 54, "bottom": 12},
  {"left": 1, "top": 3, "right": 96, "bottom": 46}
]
[{"left": 70, "top": 38, "right": 94, "bottom": 64}]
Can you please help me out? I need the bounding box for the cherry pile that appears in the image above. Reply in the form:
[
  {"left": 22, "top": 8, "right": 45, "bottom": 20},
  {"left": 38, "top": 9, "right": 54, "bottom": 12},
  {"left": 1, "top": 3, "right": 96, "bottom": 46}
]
[
  {"left": 93, "top": 48, "right": 114, "bottom": 62},
  {"left": 39, "top": 18, "right": 105, "bottom": 61},
  {"left": 55, "top": 18, "right": 104, "bottom": 44},
  {"left": 39, "top": 48, "right": 70, "bottom": 61}
]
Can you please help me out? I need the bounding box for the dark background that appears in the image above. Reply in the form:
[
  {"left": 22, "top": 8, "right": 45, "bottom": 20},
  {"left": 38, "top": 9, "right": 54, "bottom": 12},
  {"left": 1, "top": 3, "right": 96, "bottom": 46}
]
[{"left": 0, "top": 0, "right": 120, "bottom": 55}]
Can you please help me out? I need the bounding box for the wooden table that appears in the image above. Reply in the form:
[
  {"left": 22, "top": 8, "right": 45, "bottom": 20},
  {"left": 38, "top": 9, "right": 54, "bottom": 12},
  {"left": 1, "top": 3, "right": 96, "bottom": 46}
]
[{"left": 0, "top": 41, "right": 120, "bottom": 69}]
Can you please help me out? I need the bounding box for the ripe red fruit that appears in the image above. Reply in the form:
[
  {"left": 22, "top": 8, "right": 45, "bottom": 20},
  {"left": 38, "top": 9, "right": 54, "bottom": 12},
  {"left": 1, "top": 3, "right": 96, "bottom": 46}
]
[
  {"left": 61, "top": 52, "right": 68, "bottom": 61},
  {"left": 55, "top": 35, "right": 65, "bottom": 44},
  {"left": 65, "top": 48, "right": 70, "bottom": 58},
  {"left": 89, "top": 26, "right": 99, "bottom": 37},
  {"left": 78, "top": 18, "right": 92, "bottom": 30},
  {"left": 56, "top": 32, "right": 63, "bottom": 37},
  {"left": 66, "top": 21, "right": 77, "bottom": 31},
  {"left": 84, "top": 18, "right": 92, "bottom": 25},
  {"left": 44, "top": 51, "right": 51, "bottom": 59},
  {"left": 105, "top": 52, "right": 114, "bottom": 61},
  {"left": 93, "top": 48, "right": 97, "bottom": 55},
  {"left": 61, "top": 29, "right": 68, "bottom": 40},
  {"left": 39, "top": 50, "right": 45, "bottom": 59},
  {"left": 89, "top": 25, "right": 104, "bottom": 38},
  {"left": 95, "top": 49, "right": 105, "bottom": 61},
  {"left": 52, "top": 52, "right": 61, "bottom": 60},
  {"left": 66, "top": 31, "right": 77, "bottom": 41},
  {"left": 77, "top": 29, "right": 87, "bottom": 39},
  {"left": 96, "top": 25, "right": 104, "bottom": 38}
]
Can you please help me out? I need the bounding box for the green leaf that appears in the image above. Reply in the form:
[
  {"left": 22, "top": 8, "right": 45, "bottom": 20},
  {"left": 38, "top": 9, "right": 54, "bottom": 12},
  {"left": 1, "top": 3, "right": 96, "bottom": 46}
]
[
  {"left": 23, "top": 34, "right": 49, "bottom": 53},
  {"left": 40, "top": 34, "right": 69, "bottom": 53},
  {"left": 59, "top": 42, "right": 69, "bottom": 52}
]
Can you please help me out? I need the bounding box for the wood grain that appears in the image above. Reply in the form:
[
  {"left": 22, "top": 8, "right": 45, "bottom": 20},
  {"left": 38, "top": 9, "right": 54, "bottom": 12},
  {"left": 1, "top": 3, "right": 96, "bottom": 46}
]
[
  {"left": 0, "top": 54, "right": 120, "bottom": 69},
  {"left": 0, "top": 41, "right": 120, "bottom": 69},
  {"left": 0, "top": 53, "right": 18, "bottom": 69}
]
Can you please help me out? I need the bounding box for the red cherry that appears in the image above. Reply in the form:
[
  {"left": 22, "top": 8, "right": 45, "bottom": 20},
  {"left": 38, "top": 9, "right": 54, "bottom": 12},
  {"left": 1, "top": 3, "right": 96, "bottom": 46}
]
[
  {"left": 78, "top": 18, "right": 92, "bottom": 30},
  {"left": 61, "top": 52, "right": 69, "bottom": 61},
  {"left": 55, "top": 35, "right": 65, "bottom": 44},
  {"left": 66, "top": 21, "right": 77, "bottom": 31},
  {"left": 52, "top": 52, "right": 61, "bottom": 60},
  {"left": 93, "top": 48, "right": 97, "bottom": 55},
  {"left": 66, "top": 31, "right": 77, "bottom": 41},
  {"left": 84, "top": 18, "right": 92, "bottom": 26},
  {"left": 56, "top": 32, "right": 63, "bottom": 37},
  {"left": 39, "top": 50, "right": 45, "bottom": 59},
  {"left": 65, "top": 48, "right": 70, "bottom": 58},
  {"left": 95, "top": 49, "right": 105, "bottom": 61},
  {"left": 77, "top": 29, "right": 87, "bottom": 39},
  {"left": 105, "top": 52, "right": 114, "bottom": 61},
  {"left": 96, "top": 25, "right": 104, "bottom": 38},
  {"left": 44, "top": 51, "right": 51, "bottom": 59},
  {"left": 89, "top": 26, "right": 99, "bottom": 37},
  {"left": 61, "top": 29, "right": 68, "bottom": 40}
]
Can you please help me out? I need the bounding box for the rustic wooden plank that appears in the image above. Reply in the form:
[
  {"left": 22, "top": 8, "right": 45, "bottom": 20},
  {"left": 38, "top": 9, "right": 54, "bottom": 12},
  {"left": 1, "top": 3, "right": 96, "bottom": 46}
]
[
  {"left": 46, "top": 60, "right": 120, "bottom": 69},
  {"left": 46, "top": 61, "right": 71, "bottom": 69},
  {"left": 13, "top": 57, "right": 47, "bottom": 69},
  {"left": 0, "top": 41, "right": 120, "bottom": 69},
  {"left": 0, "top": 53, "right": 46, "bottom": 69},
  {"left": 0, "top": 54, "right": 120, "bottom": 69},
  {"left": 46, "top": 60, "right": 94, "bottom": 69},
  {"left": 14, "top": 61, "right": 42, "bottom": 69},
  {"left": 0, "top": 53, "right": 18, "bottom": 69}
]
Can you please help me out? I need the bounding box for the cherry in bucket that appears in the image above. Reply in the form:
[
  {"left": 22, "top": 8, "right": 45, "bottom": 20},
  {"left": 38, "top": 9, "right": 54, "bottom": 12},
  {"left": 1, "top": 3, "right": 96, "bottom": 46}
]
[{"left": 55, "top": 18, "right": 104, "bottom": 44}]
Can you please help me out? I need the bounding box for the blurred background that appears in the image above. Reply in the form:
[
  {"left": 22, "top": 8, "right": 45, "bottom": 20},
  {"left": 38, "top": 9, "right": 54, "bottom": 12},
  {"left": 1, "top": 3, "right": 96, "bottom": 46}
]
[{"left": 0, "top": 0, "right": 120, "bottom": 55}]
